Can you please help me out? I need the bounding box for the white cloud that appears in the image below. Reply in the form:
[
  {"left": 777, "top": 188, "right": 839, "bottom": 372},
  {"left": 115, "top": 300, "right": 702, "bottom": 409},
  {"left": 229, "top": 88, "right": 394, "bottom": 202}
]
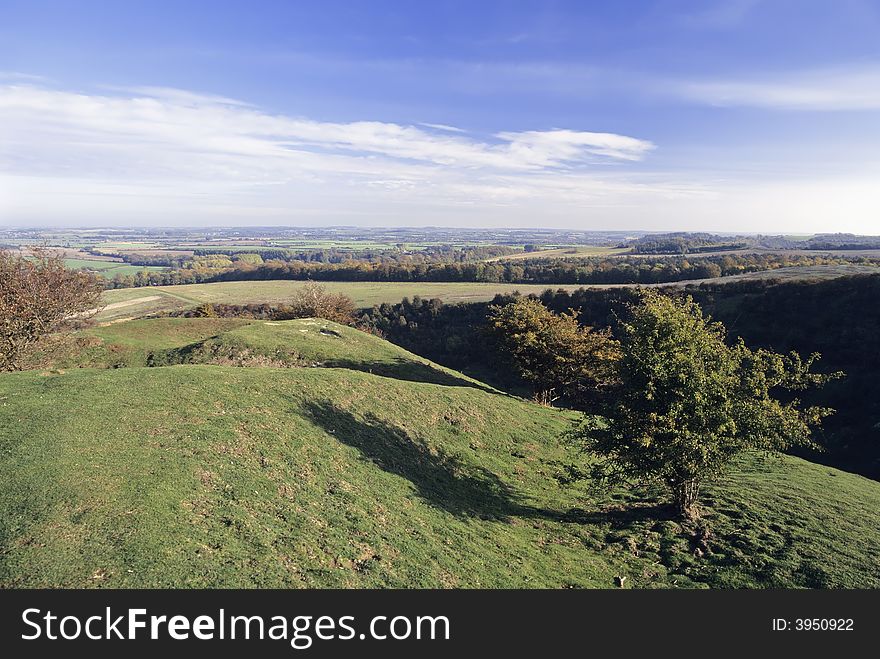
[
  {"left": 674, "top": 64, "right": 880, "bottom": 110},
  {"left": 0, "top": 84, "right": 652, "bottom": 177},
  {"left": 0, "top": 82, "right": 670, "bottom": 226},
  {"left": 418, "top": 122, "right": 467, "bottom": 134},
  {"left": 496, "top": 129, "right": 655, "bottom": 163},
  {"left": 1, "top": 81, "right": 878, "bottom": 232},
  {"left": 102, "top": 85, "right": 256, "bottom": 108}
]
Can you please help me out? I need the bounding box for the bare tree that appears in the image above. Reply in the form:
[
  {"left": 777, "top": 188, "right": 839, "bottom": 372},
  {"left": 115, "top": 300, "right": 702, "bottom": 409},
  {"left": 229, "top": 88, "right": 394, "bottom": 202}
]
[
  {"left": 0, "top": 248, "right": 103, "bottom": 371},
  {"left": 283, "top": 281, "right": 355, "bottom": 325}
]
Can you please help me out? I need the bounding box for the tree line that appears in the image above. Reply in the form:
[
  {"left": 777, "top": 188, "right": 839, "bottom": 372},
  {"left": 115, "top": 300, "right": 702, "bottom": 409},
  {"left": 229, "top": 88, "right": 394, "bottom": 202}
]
[
  {"left": 626, "top": 232, "right": 749, "bottom": 254},
  {"left": 103, "top": 251, "right": 879, "bottom": 289},
  {"left": 626, "top": 231, "right": 880, "bottom": 253}
]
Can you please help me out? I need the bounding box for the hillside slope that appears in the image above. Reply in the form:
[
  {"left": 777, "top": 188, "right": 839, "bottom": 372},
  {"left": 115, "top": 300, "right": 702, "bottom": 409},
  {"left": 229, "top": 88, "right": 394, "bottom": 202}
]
[
  {"left": 3, "top": 320, "right": 880, "bottom": 588},
  {"left": 33, "top": 318, "right": 486, "bottom": 388}
]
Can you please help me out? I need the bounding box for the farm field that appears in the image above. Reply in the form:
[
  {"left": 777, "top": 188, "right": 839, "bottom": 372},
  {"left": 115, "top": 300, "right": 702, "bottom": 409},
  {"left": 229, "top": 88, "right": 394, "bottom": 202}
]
[
  {"left": 94, "top": 263, "right": 880, "bottom": 322},
  {"left": 96, "top": 281, "right": 587, "bottom": 322},
  {"left": 679, "top": 263, "right": 880, "bottom": 285},
  {"left": 91, "top": 241, "right": 163, "bottom": 252},
  {"left": 18, "top": 250, "right": 169, "bottom": 278},
  {"left": 3, "top": 317, "right": 880, "bottom": 588},
  {"left": 62, "top": 258, "right": 167, "bottom": 277},
  {"left": 487, "top": 246, "right": 631, "bottom": 261}
]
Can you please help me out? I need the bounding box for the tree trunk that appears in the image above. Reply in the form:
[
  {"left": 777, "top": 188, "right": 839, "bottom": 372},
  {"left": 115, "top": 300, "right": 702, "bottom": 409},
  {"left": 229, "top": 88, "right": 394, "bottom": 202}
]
[
  {"left": 534, "top": 388, "right": 556, "bottom": 407},
  {"left": 672, "top": 479, "right": 701, "bottom": 521}
]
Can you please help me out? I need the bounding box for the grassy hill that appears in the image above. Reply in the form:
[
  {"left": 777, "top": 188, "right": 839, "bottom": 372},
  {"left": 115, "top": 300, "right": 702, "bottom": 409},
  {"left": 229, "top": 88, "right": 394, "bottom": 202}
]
[
  {"left": 2, "top": 319, "right": 880, "bottom": 588},
  {"left": 32, "top": 318, "right": 488, "bottom": 389}
]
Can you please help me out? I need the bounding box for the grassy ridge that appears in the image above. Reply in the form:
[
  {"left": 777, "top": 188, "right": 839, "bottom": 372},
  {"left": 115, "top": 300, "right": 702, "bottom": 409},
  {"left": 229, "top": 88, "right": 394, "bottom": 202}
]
[
  {"left": 34, "top": 318, "right": 487, "bottom": 390},
  {"left": 31, "top": 318, "right": 252, "bottom": 369},
  {"left": 3, "top": 319, "right": 880, "bottom": 588}
]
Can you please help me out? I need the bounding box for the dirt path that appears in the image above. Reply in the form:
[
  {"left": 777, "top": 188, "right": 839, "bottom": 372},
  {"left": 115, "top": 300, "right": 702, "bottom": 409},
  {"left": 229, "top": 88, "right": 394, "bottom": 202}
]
[{"left": 89, "top": 295, "right": 162, "bottom": 315}]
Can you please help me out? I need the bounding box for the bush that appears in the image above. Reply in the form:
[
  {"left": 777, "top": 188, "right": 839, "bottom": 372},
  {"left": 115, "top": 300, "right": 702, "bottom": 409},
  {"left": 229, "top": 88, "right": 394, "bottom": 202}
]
[
  {"left": 281, "top": 281, "right": 356, "bottom": 325},
  {"left": 0, "top": 248, "right": 103, "bottom": 371}
]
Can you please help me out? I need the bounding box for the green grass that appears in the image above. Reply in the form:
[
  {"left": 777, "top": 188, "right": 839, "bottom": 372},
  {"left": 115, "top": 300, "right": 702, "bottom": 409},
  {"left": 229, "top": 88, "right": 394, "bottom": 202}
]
[
  {"left": 269, "top": 240, "right": 399, "bottom": 250},
  {"left": 184, "top": 320, "right": 488, "bottom": 386},
  {"left": 702, "top": 264, "right": 880, "bottom": 283},
  {"left": 34, "top": 318, "right": 488, "bottom": 389},
  {"left": 2, "top": 318, "right": 880, "bottom": 588},
  {"left": 61, "top": 258, "right": 124, "bottom": 270},
  {"left": 29, "top": 318, "right": 253, "bottom": 369},
  {"left": 96, "top": 281, "right": 589, "bottom": 322},
  {"left": 61, "top": 258, "right": 167, "bottom": 277},
  {"left": 21, "top": 254, "right": 167, "bottom": 279},
  {"left": 486, "top": 246, "right": 631, "bottom": 261},
  {"left": 92, "top": 241, "right": 162, "bottom": 251},
  {"left": 94, "top": 264, "right": 880, "bottom": 323}
]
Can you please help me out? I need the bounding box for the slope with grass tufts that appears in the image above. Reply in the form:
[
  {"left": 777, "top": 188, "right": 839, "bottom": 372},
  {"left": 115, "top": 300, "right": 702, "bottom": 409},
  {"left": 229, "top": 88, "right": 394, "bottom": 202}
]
[
  {"left": 32, "top": 318, "right": 489, "bottom": 389},
  {"left": 2, "top": 319, "right": 879, "bottom": 588}
]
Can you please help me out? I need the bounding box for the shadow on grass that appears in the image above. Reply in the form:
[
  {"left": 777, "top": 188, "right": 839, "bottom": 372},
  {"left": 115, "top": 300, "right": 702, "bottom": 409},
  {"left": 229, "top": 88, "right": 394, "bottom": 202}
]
[
  {"left": 301, "top": 400, "right": 526, "bottom": 519},
  {"left": 322, "top": 357, "right": 500, "bottom": 394},
  {"left": 145, "top": 339, "right": 217, "bottom": 367},
  {"left": 545, "top": 503, "right": 675, "bottom": 526},
  {"left": 149, "top": 342, "right": 501, "bottom": 394},
  {"left": 302, "top": 400, "right": 677, "bottom": 527}
]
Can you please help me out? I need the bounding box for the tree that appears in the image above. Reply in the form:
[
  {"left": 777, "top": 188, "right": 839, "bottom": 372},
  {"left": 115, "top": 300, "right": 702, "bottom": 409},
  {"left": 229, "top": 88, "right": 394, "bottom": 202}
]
[
  {"left": 0, "top": 249, "right": 103, "bottom": 371},
  {"left": 283, "top": 281, "right": 356, "bottom": 325},
  {"left": 574, "top": 291, "right": 840, "bottom": 520},
  {"left": 487, "top": 297, "right": 620, "bottom": 405}
]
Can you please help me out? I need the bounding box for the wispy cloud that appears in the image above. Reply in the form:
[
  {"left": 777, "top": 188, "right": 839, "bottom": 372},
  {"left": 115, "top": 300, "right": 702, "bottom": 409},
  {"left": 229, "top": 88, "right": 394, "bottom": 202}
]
[
  {"left": 2, "top": 80, "right": 876, "bottom": 233},
  {"left": 0, "top": 71, "right": 51, "bottom": 82},
  {"left": 672, "top": 63, "right": 880, "bottom": 110},
  {"left": 418, "top": 122, "right": 466, "bottom": 134},
  {"left": 497, "top": 129, "right": 655, "bottom": 163},
  {"left": 101, "top": 85, "right": 256, "bottom": 108},
  {"left": 0, "top": 81, "right": 678, "bottom": 226},
  {"left": 0, "top": 83, "right": 653, "bottom": 174}
]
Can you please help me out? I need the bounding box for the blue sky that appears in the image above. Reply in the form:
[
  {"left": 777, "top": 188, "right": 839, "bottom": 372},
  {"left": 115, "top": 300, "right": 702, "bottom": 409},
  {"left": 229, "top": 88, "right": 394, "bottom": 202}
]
[{"left": 1, "top": 0, "right": 879, "bottom": 232}]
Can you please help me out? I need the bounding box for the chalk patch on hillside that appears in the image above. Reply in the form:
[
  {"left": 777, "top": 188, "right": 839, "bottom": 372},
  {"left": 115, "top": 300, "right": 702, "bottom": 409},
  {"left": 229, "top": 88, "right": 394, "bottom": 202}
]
[{"left": 95, "top": 295, "right": 162, "bottom": 313}]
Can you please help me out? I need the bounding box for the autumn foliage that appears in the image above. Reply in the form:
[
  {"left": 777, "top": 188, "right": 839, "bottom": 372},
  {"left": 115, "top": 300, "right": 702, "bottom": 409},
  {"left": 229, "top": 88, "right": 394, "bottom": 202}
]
[
  {"left": 487, "top": 297, "right": 620, "bottom": 405},
  {"left": 0, "top": 249, "right": 102, "bottom": 371},
  {"left": 281, "top": 281, "right": 356, "bottom": 325}
]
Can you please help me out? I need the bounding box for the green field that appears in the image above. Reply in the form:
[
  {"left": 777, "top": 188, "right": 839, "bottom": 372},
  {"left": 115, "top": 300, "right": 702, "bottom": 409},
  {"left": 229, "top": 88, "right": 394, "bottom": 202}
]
[
  {"left": 62, "top": 258, "right": 167, "bottom": 277},
  {"left": 91, "top": 241, "right": 163, "bottom": 251},
  {"left": 96, "top": 281, "right": 588, "bottom": 322},
  {"left": 268, "top": 239, "right": 507, "bottom": 250},
  {"left": 682, "top": 263, "right": 880, "bottom": 285},
  {"left": 487, "top": 246, "right": 631, "bottom": 261},
  {"left": 2, "top": 317, "right": 879, "bottom": 588},
  {"left": 21, "top": 254, "right": 167, "bottom": 278},
  {"left": 270, "top": 240, "right": 401, "bottom": 250},
  {"left": 93, "top": 263, "right": 880, "bottom": 323}
]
